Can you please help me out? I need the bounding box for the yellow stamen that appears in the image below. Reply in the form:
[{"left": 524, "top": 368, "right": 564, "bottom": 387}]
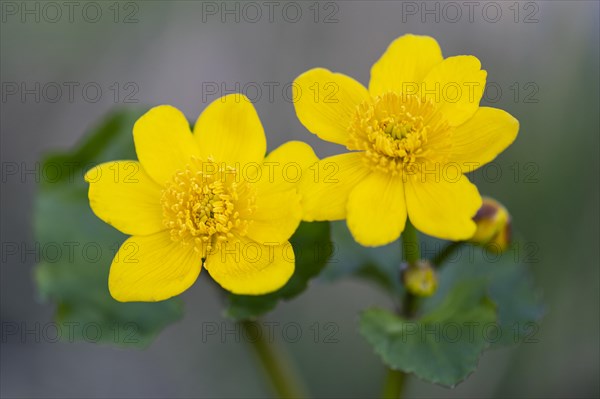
[
  {"left": 160, "top": 157, "right": 256, "bottom": 255},
  {"left": 347, "top": 92, "right": 453, "bottom": 176}
]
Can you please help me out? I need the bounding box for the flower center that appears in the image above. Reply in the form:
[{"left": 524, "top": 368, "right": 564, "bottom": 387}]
[
  {"left": 347, "top": 92, "right": 453, "bottom": 175},
  {"left": 160, "top": 157, "right": 256, "bottom": 255}
]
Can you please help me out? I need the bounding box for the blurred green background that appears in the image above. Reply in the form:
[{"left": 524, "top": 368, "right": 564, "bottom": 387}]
[{"left": 1, "top": 1, "right": 598, "bottom": 398}]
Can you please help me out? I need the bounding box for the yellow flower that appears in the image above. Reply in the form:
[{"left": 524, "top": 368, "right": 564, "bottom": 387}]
[
  {"left": 85, "top": 94, "right": 316, "bottom": 302},
  {"left": 294, "top": 34, "right": 519, "bottom": 246}
]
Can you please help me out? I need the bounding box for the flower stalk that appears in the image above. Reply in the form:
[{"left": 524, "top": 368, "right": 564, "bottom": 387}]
[
  {"left": 402, "top": 220, "right": 421, "bottom": 265},
  {"left": 241, "top": 320, "right": 307, "bottom": 399},
  {"left": 382, "top": 369, "right": 406, "bottom": 399},
  {"left": 401, "top": 220, "right": 423, "bottom": 317},
  {"left": 382, "top": 220, "right": 422, "bottom": 399}
]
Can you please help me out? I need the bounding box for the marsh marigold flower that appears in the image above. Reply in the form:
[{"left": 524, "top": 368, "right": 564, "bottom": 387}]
[
  {"left": 294, "top": 34, "right": 519, "bottom": 246},
  {"left": 85, "top": 94, "right": 316, "bottom": 301}
]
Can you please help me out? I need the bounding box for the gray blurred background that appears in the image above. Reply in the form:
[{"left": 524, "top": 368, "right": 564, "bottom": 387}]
[{"left": 1, "top": 1, "right": 598, "bottom": 398}]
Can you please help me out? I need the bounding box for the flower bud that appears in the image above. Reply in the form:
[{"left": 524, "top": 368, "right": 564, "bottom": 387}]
[
  {"left": 470, "top": 197, "right": 512, "bottom": 253},
  {"left": 402, "top": 260, "right": 437, "bottom": 297}
]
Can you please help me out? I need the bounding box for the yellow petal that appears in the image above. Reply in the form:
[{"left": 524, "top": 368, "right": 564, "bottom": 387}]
[
  {"left": 300, "top": 152, "right": 371, "bottom": 221},
  {"left": 347, "top": 172, "right": 407, "bottom": 247},
  {"left": 421, "top": 56, "right": 487, "bottom": 126},
  {"left": 194, "top": 94, "right": 266, "bottom": 165},
  {"left": 85, "top": 161, "right": 164, "bottom": 236},
  {"left": 205, "top": 237, "right": 294, "bottom": 295},
  {"left": 259, "top": 140, "right": 319, "bottom": 191},
  {"left": 293, "top": 68, "right": 369, "bottom": 146},
  {"left": 245, "top": 188, "right": 302, "bottom": 245},
  {"left": 369, "top": 34, "right": 443, "bottom": 96},
  {"left": 244, "top": 141, "right": 316, "bottom": 243},
  {"left": 405, "top": 174, "right": 482, "bottom": 241},
  {"left": 451, "top": 107, "right": 519, "bottom": 172},
  {"left": 133, "top": 105, "right": 201, "bottom": 186},
  {"left": 109, "top": 232, "right": 202, "bottom": 302}
]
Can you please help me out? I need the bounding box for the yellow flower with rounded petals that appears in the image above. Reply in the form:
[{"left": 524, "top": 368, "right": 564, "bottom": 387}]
[
  {"left": 294, "top": 34, "right": 519, "bottom": 246},
  {"left": 85, "top": 94, "right": 316, "bottom": 302}
]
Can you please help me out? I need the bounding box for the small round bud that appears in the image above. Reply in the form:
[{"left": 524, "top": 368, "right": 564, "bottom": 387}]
[
  {"left": 470, "top": 197, "right": 512, "bottom": 254},
  {"left": 402, "top": 260, "right": 438, "bottom": 297}
]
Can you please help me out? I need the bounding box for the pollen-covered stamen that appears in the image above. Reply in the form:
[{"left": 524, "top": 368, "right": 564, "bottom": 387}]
[
  {"left": 161, "top": 157, "right": 256, "bottom": 255},
  {"left": 347, "top": 92, "right": 453, "bottom": 176}
]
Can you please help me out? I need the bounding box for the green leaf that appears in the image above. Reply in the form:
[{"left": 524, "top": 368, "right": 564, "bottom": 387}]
[
  {"left": 225, "top": 221, "right": 331, "bottom": 320},
  {"left": 358, "top": 242, "right": 544, "bottom": 386},
  {"left": 420, "top": 244, "right": 544, "bottom": 347},
  {"left": 360, "top": 281, "right": 496, "bottom": 387},
  {"left": 33, "top": 109, "right": 183, "bottom": 347}
]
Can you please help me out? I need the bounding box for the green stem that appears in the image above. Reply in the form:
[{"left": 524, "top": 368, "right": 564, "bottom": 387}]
[
  {"left": 381, "top": 221, "right": 422, "bottom": 398},
  {"left": 401, "top": 220, "right": 421, "bottom": 317},
  {"left": 241, "top": 320, "right": 307, "bottom": 399},
  {"left": 382, "top": 368, "right": 405, "bottom": 399},
  {"left": 432, "top": 241, "right": 464, "bottom": 268},
  {"left": 402, "top": 220, "right": 420, "bottom": 265},
  {"left": 401, "top": 290, "right": 419, "bottom": 319}
]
